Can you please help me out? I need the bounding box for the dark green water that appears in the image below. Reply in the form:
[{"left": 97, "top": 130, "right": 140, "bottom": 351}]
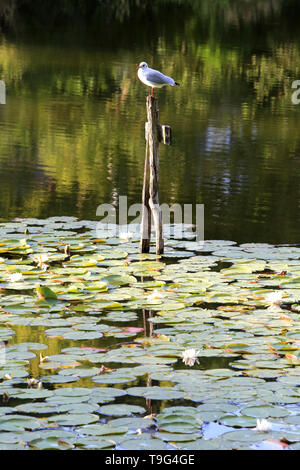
[{"left": 1, "top": 0, "right": 300, "bottom": 244}]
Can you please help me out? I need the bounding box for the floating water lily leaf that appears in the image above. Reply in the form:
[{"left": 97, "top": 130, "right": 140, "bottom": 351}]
[
  {"left": 16, "top": 403, "right": 58, "bottom": 414},
  {"left": 219, "top": 414, "right": 257, "bottom": 428},
  {"left": 28, "top": 437, "right": 75, "bottom": 450},
  {"left": 48, "top": 413, "right": 99, "bottom": 426},
  {"left": 42, "top": 374, "right": 78, "bottom": 384},
  {"left": 63, "top": 256, "right": 98, "bottom": 268},
  {"left": 98, "top": 250, "right": 128, "bottom": 259},
  {"left": 57, "top": 403, "right": 100, "bottom": 414},
  {"left": 0, "top": 431, "right": 28, "bottom": 444},
  {"left": 127, "top": 386, "right": 185, "bottom": 400},
  {"left": 0, "top": 415, "right": 42, "bottom": 432},
  {"left": 0, "top": 443, "right": 25, "bottom": 450},
  {"left": 108, "top": 417, "right": 155, "bottom": 430},
  {"left": 181, "top": 439, "right": 221, "bottom": 450},
  {"left": 61, "top": 331, "right": 104, "bottom": 341},
  {"left": 54, "top": 387, "right": 93, "bottom": 397},
  {"left": 78, "top": 424, "right": 128, "bottom": 436},
  {"left": 14, "top": 389, "right": 54, "bottom": 400},
  {"left": 36, "top": 286, "right": 58, "bottom": 300},
  {"left": 98, "top": 404, "right": 146, "bottom": 416},
  {"left": 220, "top": 429, "right": 272, "bottom": 442},
  {"left": 92, "top": 370, "right": 138, "bottom": 384},
  {"left": 58, "top": 367, "right": 101, "bottom": 378},
  {"left": 74, "top": 436, "right": 116, "bottom": 449},
  {"left": 155, "top": 432, "right": 199, "bottom": 442},
  {"left": 119, "top": 437, "right": 167, "bottom": 450},
  {"left": 242, "top": 405, "right": 289, "bottom": 419},
  {"left": 101, "top": 274, "right": 137, "bottom": 286},
  {"left": 89, "top": 388, "right": 127, "bottom": 403}
]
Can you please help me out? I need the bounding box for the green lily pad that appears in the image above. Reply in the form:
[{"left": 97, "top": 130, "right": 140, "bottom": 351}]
[
  {"left": 108, "top": 417, "right": 155, "bottom": 429},
  {"left": 119, "top": 437, "right": 168, "bottom": 450},
  {"left": 74, "top": 436, "right": 116, "bottom": 449},
  {"left": 127, "top": 386, "right": 185, "bottom": 400},
  {"left": 219, "top": 414, "right": 257, "bottom": 428},
  {"left": 242, "top": 405, "right": 289, "bottom": 419},
  {"left": 0, "top": 415, "right": 42, "bottom": 432},
  {"left": 98, "top": 404, "right": 146, "bottom": 416},
  {"left": 78, "top": 424, "right": 128, "bottom": 436},
  {"left": 28, "top": 437, "right": 75, "bottom": 450},
  {"left": 48, "top": 413, "right": 99, "bottom": 426}
]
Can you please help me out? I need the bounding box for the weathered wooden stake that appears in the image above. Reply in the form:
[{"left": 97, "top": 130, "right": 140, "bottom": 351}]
[
  {"left": 139, "top": 134, "right": 151, "bottom": 253},
  {"left": 140, "top": 95, "right": 172, "bottom": 255}
]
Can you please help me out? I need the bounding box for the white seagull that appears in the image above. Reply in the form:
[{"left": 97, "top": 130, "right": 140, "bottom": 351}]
[{"left": 137, "top": 61, "right": 180, "bottom": 96}]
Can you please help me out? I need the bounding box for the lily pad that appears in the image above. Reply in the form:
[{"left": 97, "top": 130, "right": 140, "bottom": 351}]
[
  {"left": 47, "top": 413, "right": 99, "bottom": 426},
  {"left": 98, "top": 404, "right": 146, "bottom": 416}
]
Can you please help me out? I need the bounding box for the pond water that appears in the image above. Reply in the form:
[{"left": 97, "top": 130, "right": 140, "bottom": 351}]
[
  {"left": 0, "top": 0, "right": 300, "bottom": 452},
  {"left": 1, "top": 0, "right": 300, "bottom": 244}
]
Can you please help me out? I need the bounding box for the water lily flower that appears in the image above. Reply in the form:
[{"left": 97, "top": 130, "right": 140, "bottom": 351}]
[
  {"left": 254, "top": 418, "right": 272, "bottom": 432},
  {"left": 64, "top": 244, "right": 70, "bottom": 256},
  {"left": 181, "top": 348, "right": 200, "bottom": 367},
  {"left": 119, "top": 231, "right": 133, "bottom": 241},
  {"left": 147, "top": 290, "right": 165, "bottom": 301},
  {"left": 8, "top": 272, "right": 23, "bottom": 283},
  {"left": 27, "top": 378, "right": 41, "bottom": 388},
  {"left": 39, "top": 354, "right": 49, "bottom": 363},
  {"left": 36, "top": 254, "right": 49, "bottom": 271},
  {"left": 3, "top": 373, "right": 12, "bottom": 380},
  {"left": 266, "top": 291, "right": 283, "bottom": 309}
]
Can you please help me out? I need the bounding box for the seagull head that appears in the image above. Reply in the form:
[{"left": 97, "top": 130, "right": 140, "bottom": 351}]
[{"left": 138, "top": 61, "right": 148, "bottom": 70}]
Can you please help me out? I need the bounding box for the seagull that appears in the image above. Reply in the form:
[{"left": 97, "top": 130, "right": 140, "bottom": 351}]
[{"left": 137, "top": 61, "right": 180, "bottom": 96}]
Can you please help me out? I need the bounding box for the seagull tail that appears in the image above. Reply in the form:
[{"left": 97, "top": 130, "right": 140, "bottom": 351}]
[{"left": 174, "top": 82, "right": 180, "bottom": 86}]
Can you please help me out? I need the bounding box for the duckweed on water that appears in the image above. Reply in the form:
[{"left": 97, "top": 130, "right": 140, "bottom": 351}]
[{"left": 0, "top": 218, "right": 299, "bottom": 450}]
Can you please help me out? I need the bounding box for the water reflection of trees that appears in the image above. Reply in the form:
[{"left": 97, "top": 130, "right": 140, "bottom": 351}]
[
  {"left": 0, "top": 0, "right": 300, "bottom": 243},
  {"left": 0, "top": 0, "right": 298, "bottom": 31}
]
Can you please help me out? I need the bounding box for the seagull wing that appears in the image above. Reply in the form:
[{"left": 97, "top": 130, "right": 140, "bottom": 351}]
[{"left": 145, "top": 69, "right": 175, "bottom": 85}]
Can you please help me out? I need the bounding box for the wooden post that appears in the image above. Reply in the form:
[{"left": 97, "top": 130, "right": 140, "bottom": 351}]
[
  {"left": 147, "top": 96, "right": 164, "bottom": 255},
  {"left": 140, "top": 96, "right": 171, "bottom": 255},
  {"left": 139, "top": 135, "right": 151, "bottom": 253}
]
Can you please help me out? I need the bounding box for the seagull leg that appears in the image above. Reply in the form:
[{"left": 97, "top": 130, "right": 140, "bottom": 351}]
[{"left": 152, "top": 87, "right": 154, "bottom": 97}]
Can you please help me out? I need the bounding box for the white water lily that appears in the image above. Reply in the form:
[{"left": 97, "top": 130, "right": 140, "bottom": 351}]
[
  {"left": 8, "top": 272, "right": 23, "bottom": 283},
  {"left": 27, "top": 378, "right": 41, "bottom": 388},
  {"left": 36, "top": 254, "right": 49, "bottom": 271},
  {"left": 254, "top": 418, "right": 272, "bottom": 432},
  {"left": 266, "top": 291, "right": 283, "bottom": 308},
  {"left": 181, "top": 348, "right": 200, "bottom": 367},
  {"left": 38, "top": 253, "right": 49, "bottom": 263},
  {"left": 39, "top": 354, "right": 49, "bottom": 363},
  {"left": 119, "top": 231, "right": 134, "bottom": 241},
  {"left": 147, "top": 290, "right": 165, "bottom": 301}
]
